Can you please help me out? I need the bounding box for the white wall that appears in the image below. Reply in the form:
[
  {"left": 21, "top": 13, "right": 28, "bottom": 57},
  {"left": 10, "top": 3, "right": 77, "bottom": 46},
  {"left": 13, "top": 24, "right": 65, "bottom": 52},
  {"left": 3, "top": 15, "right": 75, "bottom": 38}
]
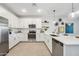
[
  {"left": 41, "top": 15, "right": 58, "bottom": 34},
  {"left": 66, "top": 17, "right": 79, "bottom": 36},
  {"left": 0, "top": 6, "right": 19, "bottom": 28},
  {"left": 42, "top": 15, "right": 79, "bottom": 36},
  {"left": 74, "top": 19, "right": 79, "bottom": 35}
]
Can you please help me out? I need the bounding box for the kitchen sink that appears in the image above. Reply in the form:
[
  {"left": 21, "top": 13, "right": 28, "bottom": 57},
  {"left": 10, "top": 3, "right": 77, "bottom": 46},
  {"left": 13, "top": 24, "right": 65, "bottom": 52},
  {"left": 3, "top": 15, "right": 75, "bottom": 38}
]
[{"left": 50, "top": 34, "right": 58, "bottom": 37}]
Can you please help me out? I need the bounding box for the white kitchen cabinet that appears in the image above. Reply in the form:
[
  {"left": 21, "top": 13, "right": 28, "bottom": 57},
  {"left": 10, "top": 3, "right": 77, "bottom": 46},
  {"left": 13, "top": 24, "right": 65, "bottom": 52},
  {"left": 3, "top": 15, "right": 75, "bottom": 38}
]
[
  {"left": 9, "top": 33, "right": 28, "bottom": 49},
  {"left": 36, "top": 33, "right": 52, "bottom": 53},
  {"left": 9, "top": 15, "right": 19, "bottom": 28},
  {"left": 43, "top": 34, "right": 52, "bottom": 53},
  {"left": 16, "top": 33, "right": 28, "bottom": 41},
  {"left": 36, "top": 19, "right": 42, "bottom": 28},
  {"left": 18, "top": 20, "right": 27, "bottom": 28},
  {"left": 9, "top": 35, "right": 15, "bottom": 49},
  {"left": 0, "top": 6, "right": 19, "bottom": 28},
  {"left": 18, "top": 18, "right": 41, "bottom": 28},
  {"left": 9, "top": 34, "right": 19, "bottom": 49},
  {"left": 36, "top": 33, "right": 45, "bottom": 41}
]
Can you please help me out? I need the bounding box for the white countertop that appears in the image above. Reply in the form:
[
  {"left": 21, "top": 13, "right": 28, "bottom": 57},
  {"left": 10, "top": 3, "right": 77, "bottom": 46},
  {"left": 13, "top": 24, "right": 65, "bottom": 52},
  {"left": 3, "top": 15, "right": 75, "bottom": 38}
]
[
  {"left": 43, "top": 33, "right": 79, "bottom": 45},
  {"left": 51, "top": 35, "right": 79, "bottom": 45}
]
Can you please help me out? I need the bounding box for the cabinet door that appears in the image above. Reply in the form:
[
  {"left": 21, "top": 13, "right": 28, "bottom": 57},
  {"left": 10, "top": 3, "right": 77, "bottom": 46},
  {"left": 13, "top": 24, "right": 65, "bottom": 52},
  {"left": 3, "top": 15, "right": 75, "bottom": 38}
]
[
  {"left": 18, "top": 20, "right": 23, "bottom": 28},
  {"left": 9, "top": 34, "right": 19, "bottom": 49},
  {"left": 17, "top": 33, "right": 27, "bottom": 41},
  {"left": 44, "top": 34, "right": 52, "bottom": 53},
  {"left": 9, "top": 36, "right": 16, "bottom": 49},
  {"left": 36, "top": 33, "right": 44, "bottom": 41},
  {"left": 36, "top": 19, "right": 41, "bottom": 28}
]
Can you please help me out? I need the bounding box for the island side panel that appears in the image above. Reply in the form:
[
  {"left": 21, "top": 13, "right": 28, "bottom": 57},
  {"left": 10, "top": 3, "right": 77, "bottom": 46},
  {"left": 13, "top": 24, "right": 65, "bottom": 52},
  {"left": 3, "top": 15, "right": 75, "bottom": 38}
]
[{"left": 64, "top": 45, "right": 79, "bottom": 56}]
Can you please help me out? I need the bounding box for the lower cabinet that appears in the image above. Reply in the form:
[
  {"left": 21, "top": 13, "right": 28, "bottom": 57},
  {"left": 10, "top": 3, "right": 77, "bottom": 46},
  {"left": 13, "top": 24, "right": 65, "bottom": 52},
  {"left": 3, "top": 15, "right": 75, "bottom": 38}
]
[
  {"left": 9, "top": 36, "right": 17, "bottom": 49},
  {"left": 9, "top": 34, "right": 20, "bottom": 49},
  {"left": 52, "top": 38, "right": 63, "bottom": 56},
  {"left": 36, "top": 33, "right": 52, "bottom": 53}
]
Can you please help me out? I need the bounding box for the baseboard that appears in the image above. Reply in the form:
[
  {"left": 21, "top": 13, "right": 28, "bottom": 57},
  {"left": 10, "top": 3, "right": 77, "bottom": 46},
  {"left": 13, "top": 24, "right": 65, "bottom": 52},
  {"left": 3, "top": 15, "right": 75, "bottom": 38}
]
[{"left": 20, "top": 41, "right": 44, "bottom": 43}]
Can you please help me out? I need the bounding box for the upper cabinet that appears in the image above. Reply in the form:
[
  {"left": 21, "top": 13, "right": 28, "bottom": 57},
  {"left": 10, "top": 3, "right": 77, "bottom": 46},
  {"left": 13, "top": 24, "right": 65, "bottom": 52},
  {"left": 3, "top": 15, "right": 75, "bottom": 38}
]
[
  {"left": 19, "top": 18, "right": 42, "bottom": 28},
  {"left": 0, "top": 6, "right": 42, "bottom": 29},
  {"left": 36, "top": 18, "right": 42, "bottom": 28},
  {"left": 0, "top": 6, "right": 19, "bottom": 28}
]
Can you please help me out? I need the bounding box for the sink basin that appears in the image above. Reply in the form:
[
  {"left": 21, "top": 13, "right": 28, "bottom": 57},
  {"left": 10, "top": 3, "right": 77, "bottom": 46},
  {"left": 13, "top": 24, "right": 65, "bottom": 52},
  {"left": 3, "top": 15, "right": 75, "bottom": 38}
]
[{"left": 50, "top": 34, "right": 58, "bottom": 37}]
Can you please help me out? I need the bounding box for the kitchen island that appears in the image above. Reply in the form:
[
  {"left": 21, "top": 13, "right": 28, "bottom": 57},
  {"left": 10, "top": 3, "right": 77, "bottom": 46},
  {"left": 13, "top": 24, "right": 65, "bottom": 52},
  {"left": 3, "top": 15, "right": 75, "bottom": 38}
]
[{"left": 51, "top": 35, "right": 79, "bottom": 56}]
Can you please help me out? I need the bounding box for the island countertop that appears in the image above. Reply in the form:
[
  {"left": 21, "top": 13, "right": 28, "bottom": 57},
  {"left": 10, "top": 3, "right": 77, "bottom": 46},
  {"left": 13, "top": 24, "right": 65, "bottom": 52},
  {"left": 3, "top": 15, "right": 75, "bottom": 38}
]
[{"left": 50, "top": 35, "right": 79, "bottom": 45}]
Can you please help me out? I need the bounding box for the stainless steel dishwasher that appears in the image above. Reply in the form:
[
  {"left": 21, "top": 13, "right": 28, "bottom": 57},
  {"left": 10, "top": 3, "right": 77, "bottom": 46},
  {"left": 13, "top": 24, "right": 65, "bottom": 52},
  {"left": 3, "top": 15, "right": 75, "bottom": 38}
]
[
  {"left": 52, "top": 38, "right": 63, "bottom": 56},
  {"left": 0, "top": 16, "right": 9, "bottom": 56}
]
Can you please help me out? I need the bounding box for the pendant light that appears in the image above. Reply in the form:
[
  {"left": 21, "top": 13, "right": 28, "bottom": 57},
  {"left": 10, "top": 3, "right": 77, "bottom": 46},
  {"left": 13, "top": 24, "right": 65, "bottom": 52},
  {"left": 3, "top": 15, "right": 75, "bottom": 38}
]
[
  {"left": 68, "top": 3, "right": 75, "bottom": 19},
  {"left": 32, "top": 3, "right": 42, "bottom": 13},
  {"left": 53, "top": 10, "right": 56, "bottom": 24},
  {"left": 72, "top": 3, "right": 74, "bottom": 12},
  {"left": 53, "top": 10, "right": 56, "bottom": 20},
  {"left": 70, "top": 3, "right": 75, "bottom": 18},
  {"left": 53, "top": 10, "right": 58, "bottom": 26}
]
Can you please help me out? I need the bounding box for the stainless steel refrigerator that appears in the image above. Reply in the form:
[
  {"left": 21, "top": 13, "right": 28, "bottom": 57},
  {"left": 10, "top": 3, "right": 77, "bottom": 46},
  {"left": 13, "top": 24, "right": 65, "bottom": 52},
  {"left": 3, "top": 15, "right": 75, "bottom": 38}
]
[{"left": 0, "top": 16, "right": 9, "bottom": 56}]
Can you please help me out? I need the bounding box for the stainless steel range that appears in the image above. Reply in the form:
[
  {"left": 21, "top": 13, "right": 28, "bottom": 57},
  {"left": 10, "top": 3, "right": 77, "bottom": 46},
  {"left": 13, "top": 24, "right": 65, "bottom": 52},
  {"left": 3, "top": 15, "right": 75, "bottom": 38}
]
[{"left": 28, "top": 30, "right": 36, "bottom": 40}]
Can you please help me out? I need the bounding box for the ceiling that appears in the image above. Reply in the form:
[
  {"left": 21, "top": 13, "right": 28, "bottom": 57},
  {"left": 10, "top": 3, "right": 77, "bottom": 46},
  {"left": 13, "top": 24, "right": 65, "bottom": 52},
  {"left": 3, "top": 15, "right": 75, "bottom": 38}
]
[{"left": 1, "top": 3, "right": 79, "bottom": 18}]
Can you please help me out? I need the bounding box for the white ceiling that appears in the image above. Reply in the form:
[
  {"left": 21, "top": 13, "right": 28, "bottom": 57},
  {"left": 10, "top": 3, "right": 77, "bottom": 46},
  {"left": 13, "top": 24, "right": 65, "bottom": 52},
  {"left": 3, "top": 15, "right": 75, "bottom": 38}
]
[{"left": 1, "top": 3, "right": 79, "bottom": 18}]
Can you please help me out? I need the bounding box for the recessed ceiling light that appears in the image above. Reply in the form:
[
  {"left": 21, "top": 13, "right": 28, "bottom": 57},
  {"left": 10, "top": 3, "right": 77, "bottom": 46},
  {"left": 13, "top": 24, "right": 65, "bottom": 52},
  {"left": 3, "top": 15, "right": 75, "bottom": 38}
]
[
  {"left": 37, "top": 9, "right": 42, "bottom": 13},
  {"left": 21, "top": 9, "right": 27, "bottom": 13}
]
